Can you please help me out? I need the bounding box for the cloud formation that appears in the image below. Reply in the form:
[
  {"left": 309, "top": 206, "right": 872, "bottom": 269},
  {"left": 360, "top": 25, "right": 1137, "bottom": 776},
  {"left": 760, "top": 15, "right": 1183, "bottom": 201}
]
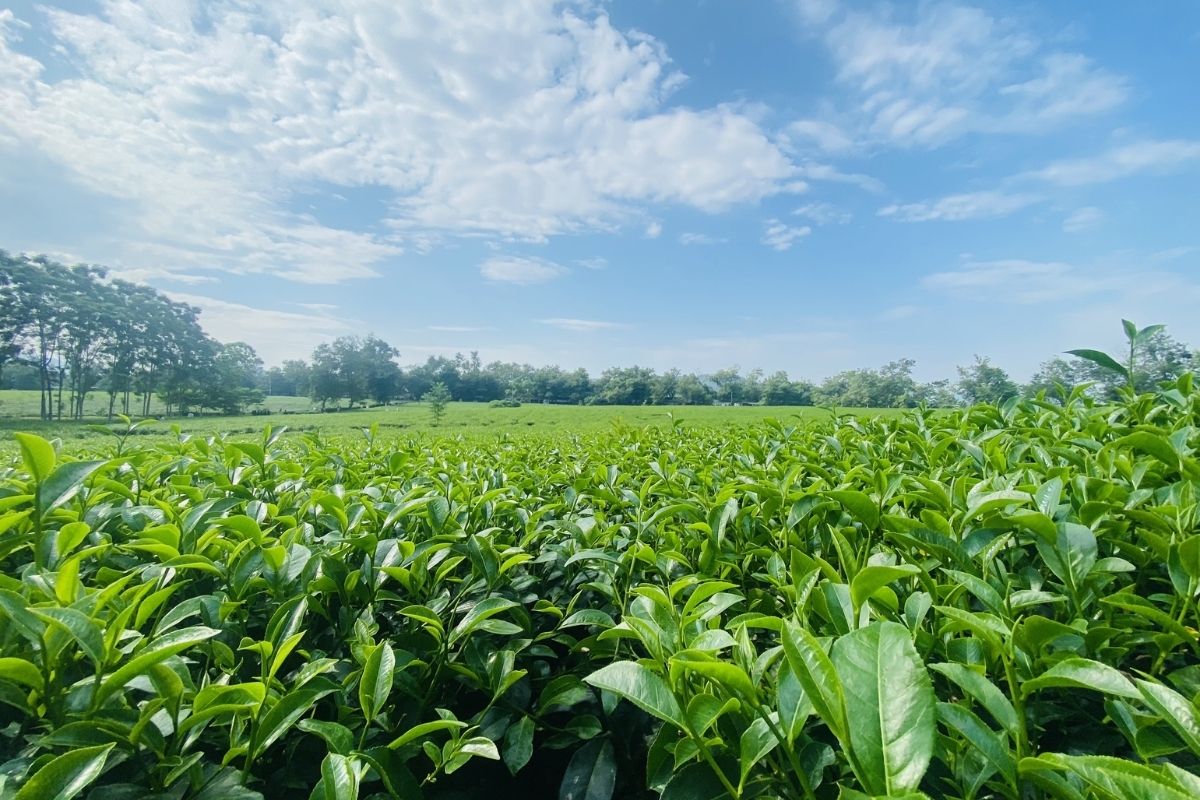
[
  {"left": 794, "top": 1, "right": 1128, "bottom": 148},
  {"left": 0, "top": 2, "right": 804, "bottom": 282},
  {"left": 879, "top": 190, "right": 1039, "bottom": 222},
  {"left": 480, "top": 256, "right": 567, "bottom": 285}
]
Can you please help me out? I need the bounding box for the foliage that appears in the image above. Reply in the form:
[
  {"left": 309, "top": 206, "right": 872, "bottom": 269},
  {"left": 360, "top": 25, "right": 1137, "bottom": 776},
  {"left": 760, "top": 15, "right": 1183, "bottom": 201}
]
[
  {"left": 0, "top": 252, "right": 263, "bottom": 420},
  {"left": 2, "top": 364, "right": 1200, "bottom": 799},
  {"left": 956, "top": 356, "right": 1019, "bottom": 405},
  {"left": 423, "top": 382, "right": 452, "bottom": 426},
  {"left": 814, "top": 358, "right": 923, "bottom": 408},
  {"left": 1031, "top": 322, "right": 1195, "bottom": 401}
]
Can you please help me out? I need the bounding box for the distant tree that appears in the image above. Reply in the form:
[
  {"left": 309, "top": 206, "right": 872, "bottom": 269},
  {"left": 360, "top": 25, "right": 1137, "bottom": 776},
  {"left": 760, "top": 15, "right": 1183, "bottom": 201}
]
[
  {"left": 675, "top": 373, "right": 715, "bottom": 405},
  {"left": 1025, "top": 357, "right": 1086, "bottom": 400},
  {"left": 710, "top": 366, "right": 743, "bottom": 404},
  {"left": 594, "top": 366, "right": 655, "bottom": 405},
  {"left": 423, "top": 381, "right": 451, "bottom": 426},
  {"left": 360, "top": 335, "right": 401, "bottom": 404},
  {"left": 742, "top": 368, "right": 765, "bottom": 404},
  {"left": 651, "top": 368, "right": 680, "bottom": 404},
  {"left": 956, "top": 356, "right": 1019, "bottom": 405},
  {"left": 761, "top": 371, "right": 813, "bottom": 405},
  {"left": 920, "top": 379, "right": 959, "bottom": 407},
  {"left": 815, "top": 359, "right": 921, "bottom": 408},
  {"left": 206, "top": 342, "right": 265, "bottom": 414}
]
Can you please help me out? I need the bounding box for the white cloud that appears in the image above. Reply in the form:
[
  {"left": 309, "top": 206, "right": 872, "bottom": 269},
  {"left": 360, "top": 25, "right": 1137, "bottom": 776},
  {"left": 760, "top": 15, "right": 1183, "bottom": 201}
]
[
  {"left": 0, "top": 2, "right": 802, "bottom": 281},
  {"left": 1062, "top": 206, "right": 1103, "bottom": 233},
  {"left": 762, "top": 219, "right": 812, "bottom": 251},
  {"left": 794, "top": 202, "right": 852, "bottom": 225},
  {"left": 166, "top": 292, "right": 352, "bottom": 364},
  {"left": 537, "top": 318, "right": 629, "bottom": 332},
  {"left": 678, "top": 232, "right": 728, "bottom": 246},
  {"left": 879, "top": 190, "right": 1039, "bottom": 222},
  {"left": 480, "top": 256, "right": 567, "bottom": 285},
  {"left": 920, "top": 257, "right": 1200, "bottom": 355},
  {"left": 644, "top": 221, "right": 663, "bottom": 238},
  {"left": 799, "top": 2, "right": 1128, "bottom": 147},
  {"left": 922, "top": 259, "right": 1083, "bottom": 303},
  {"left": 576, "top": 257, "right": 608, "bottom": 270},
  {"left": 787, "top": 119, "right": 855, "bottom": 153},
  {"left": 1029, "top": 139, "right": 1200, "bottom": 186},
  {"left": 427, "top": 325, "right": 489, "bottom": 333}
]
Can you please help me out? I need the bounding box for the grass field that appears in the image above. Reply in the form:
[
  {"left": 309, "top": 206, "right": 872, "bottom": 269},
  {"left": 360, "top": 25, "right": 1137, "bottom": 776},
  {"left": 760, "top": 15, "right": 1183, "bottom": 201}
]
[{"left": 0, "top": 389, "right": 896, "bottom": 452}]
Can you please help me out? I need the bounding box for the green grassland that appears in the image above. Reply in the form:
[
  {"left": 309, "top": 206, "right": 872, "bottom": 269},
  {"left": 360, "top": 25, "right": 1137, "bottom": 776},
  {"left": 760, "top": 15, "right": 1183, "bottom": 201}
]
[{"left": 0, "top": 389, "right": 899, "bottom": 451}]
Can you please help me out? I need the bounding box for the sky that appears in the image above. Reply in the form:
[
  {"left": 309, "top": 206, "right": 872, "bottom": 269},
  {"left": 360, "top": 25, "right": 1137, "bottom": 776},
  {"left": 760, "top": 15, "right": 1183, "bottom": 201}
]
[{"left": 1, "top": 0, "right": 1198, "bottom": 381}]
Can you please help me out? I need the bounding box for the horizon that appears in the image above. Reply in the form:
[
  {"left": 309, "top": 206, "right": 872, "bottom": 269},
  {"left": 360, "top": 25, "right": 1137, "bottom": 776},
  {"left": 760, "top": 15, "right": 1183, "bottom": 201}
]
[{"left": 2, "top": 1, "right": 1198, "bottom": 381}]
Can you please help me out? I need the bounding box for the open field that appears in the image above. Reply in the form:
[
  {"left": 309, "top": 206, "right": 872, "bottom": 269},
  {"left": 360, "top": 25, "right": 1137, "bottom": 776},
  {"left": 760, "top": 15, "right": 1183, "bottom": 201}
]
[
  {"left": 0, "top": 390, "right": 902, "bottom": 452},
  {"left": 2, "top": 387, "right": 1198, "bottom": 799}
]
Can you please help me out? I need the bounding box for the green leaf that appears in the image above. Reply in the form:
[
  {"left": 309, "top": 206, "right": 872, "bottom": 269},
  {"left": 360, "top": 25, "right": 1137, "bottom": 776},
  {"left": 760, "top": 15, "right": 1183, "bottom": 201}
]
[
  {"left": 1136, "top": 680, "right": 1200, "bottom": 757},
  {"left": 661, "top": 762, "right": 732, "bottom": 800},
  {"left": 738, "top": 716, "right": 778, "bottom": 785},
  {"left": 671, "top": 658, "right": 756, "bottom": 700},
  {"left": 15, "top": 743, "right": 113, "bottom": 800},
  {"left": 965, "top": 490, "right": 1031, "bottom": 521},
  {"left": 686, "top": 693, "right": 737, "bottom": 736},
  {"left": 250, "top": 682, "right": 337, "bottom": 759},
  {"left": 937, "top": 702, "right": 1016, "bottom": 788},
  {"left": 559, "top": 739, "right": 616, "bottom": 800},
  {"left": 449, "top": 597, "right": 519, "bottom": 644},
  {"left": 96, "top": 626, "right": 220, "bottom": 704},
  {"left": 387, "top": 718, "right": 467, "bottom": 750},
  {"left": 929, "top": 663, "right": 1017, "bottom": 734},
  {"left": 14, "top": 432, "right": 55, "bottom": 482},
  {"left": 782, "top": 622, "right": 847, "bottom": 740},
  {"left": 0, "top": 657, "right": 43, "bottom": 691},
  {"left": 359, "top": 642, "right": 395, "bottom": 724},
  {"left": 35, "top": 607, "right": 106, "bottom": 669},
  {"left": 851, "top": 565, "right": 922, "bottom": 610},
  {"left": 829, "top": 490, "right": 879, "bottom": 529},
  {"left": 583, "top": 661, "right": 684, "bottom": 728},
  {"left": 1036, "top": 523, "right": 1097, "bottom": 596},
  {"left": 1066, "top": 349, "right": 1127, "bottom": 378},
  {"left": 1021, "top": 753, "right": 1195, "bottom": 800},
  {"left": 38, "top": 460, "right": 105, "bottom": 518},
  {"left": 0, "top": 590, "right": 47, "bottom": 644},
  {"left": 320, "top": 753, "right": 359, "bottom": 800},
  {"left": 298, "top": 719, "right": 355, "bottom": 756},
  {"left": 1115, "top": 432, "right": 1182, "bottom": 471},
  {"left": 1022, "top": 658, "right": 1139, "bottom": 700},
  {"left": 831, "top": 621, "right": 935, "bottom": 796},
  {"left": 503, "top": 716, "right": 535, "bottom": 775}
]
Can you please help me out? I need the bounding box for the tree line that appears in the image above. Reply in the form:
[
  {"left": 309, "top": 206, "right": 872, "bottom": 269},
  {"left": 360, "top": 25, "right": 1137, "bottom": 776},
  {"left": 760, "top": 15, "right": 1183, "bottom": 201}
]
[
  {"left": 1, "top": 252, "right": 264, "bottom": 420},
  {"left": 1, "top": 251, "right": 1195, "bottom": 418}
]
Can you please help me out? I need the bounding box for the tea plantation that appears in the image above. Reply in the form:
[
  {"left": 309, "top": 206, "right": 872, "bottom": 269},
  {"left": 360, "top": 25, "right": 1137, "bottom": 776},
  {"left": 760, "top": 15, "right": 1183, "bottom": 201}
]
[{"left": 1, "top": 383, "right": 1199, "bottom": 799}]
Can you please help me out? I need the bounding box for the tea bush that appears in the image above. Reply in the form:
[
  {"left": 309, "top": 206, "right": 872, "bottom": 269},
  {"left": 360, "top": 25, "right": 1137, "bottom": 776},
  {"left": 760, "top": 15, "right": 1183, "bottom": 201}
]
[{"left": 1, "top": 379, "right": 1199, "bottom": 799}]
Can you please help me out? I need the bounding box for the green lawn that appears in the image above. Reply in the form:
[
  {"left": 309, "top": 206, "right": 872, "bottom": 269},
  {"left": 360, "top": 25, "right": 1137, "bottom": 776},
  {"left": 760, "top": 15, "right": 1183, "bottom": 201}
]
[{"left": 0, "top": 389, "right": 899, "bottom": 453}]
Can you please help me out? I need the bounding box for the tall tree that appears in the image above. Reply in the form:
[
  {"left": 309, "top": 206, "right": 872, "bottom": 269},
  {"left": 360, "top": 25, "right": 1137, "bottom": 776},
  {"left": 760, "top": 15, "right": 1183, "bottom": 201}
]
[{"left": 956, "top": 356, "right": 1019, "bottom": 405}]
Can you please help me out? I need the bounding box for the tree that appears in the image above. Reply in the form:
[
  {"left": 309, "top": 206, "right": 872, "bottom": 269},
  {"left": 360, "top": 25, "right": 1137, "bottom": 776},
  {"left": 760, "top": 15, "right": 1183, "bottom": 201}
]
[
  {"left": 814, "top": 359, "right": 921, "bottom": 408},
  {"left": 710, "top": 367, "right": 743, "bottom": 404},
  {"left": 761, "top": 371, "right": 813, "bottom": 405},
  {"left": 423, "top": 381, "right": 451, "bottom": 426},
  {"left": 594, "top": 366, "right": 655, "bottom": 405},
  {"left": 359, "top": 335, "right": 401, "bottom": 405},
  {"left": 675, "top": 373, "right": 714, "bottom": 405},
  {"left": 206, "top": 342, "right": 265, "bottom": 414},
  {"left": 956, "top": 356, "right": 1018, "bottom": 405}
]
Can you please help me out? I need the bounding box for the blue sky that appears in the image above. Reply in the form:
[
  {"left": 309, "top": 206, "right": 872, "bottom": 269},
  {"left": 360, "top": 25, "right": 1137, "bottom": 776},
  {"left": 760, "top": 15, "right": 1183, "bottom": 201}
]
[{"left": 1, "top": 1, "right": 1198, "bottom": 380}]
